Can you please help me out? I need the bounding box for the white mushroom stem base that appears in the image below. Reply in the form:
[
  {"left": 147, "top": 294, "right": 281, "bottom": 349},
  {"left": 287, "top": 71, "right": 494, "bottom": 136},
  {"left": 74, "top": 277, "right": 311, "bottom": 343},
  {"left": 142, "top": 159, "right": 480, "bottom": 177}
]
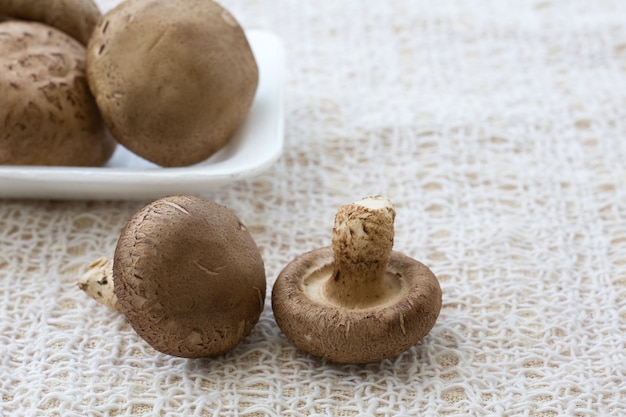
[{"left": 77, "top": 256, "right": 119, "bottom": 311}]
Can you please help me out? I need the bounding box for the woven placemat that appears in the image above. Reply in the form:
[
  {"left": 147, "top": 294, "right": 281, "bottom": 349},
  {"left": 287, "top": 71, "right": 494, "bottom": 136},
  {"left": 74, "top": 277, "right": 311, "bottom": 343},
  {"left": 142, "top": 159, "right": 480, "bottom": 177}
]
[{"left": 1, "top": 0, "right": 625, "bottom": 415}]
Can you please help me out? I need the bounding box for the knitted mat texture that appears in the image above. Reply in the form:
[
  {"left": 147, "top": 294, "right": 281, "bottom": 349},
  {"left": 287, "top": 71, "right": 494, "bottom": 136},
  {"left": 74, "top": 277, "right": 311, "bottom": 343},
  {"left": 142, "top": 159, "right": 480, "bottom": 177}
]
[{"left": 1, "top": 0, "right": 626, "bottom": 415}]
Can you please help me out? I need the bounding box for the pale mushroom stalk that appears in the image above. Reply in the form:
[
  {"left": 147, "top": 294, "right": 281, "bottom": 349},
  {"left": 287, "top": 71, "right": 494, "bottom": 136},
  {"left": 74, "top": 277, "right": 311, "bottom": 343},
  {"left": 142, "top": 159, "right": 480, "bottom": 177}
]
[
  {"left": 324, "top": 196, "right": 398, "bottom": 309},
  {"left": 77, "top": 256, "right": 118, "bottom": 311}
]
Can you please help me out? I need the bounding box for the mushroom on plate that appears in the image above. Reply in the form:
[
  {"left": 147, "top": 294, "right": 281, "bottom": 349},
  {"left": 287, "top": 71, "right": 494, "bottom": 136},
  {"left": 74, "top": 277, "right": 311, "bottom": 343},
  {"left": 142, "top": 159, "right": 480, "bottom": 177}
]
[
  {"left": 0, "top": 20, "right": 115, "bottom": 166},
  {"left": 0, "top": 0, "right": 101, "bottom": 45},
  {"left": 86, "top": 0, "right": 259, "bottom": 167},
  {"left": 79, "top": 196, "right": 266, "bottom": 358},
  {"left": 272, "top": 196, "right": 442, "bottom": 363}
]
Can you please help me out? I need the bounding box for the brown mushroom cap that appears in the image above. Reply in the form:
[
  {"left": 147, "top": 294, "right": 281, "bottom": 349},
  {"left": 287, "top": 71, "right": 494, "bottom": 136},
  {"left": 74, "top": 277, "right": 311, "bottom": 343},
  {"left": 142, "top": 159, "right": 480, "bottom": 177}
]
[
  {"left": 0, "top": 0, "right": 102, "bottom": 45},
  {"left": 113, "top": 196, "right": 266, "bottom": 358},
  {"left": 272, "top": 248, "right": 442, "bottom": 363},
  {"left": 0, "top": 21, "right": 115, "bottom": 166},
  {"left": 86, "top": 0, "right": 259, "bottom": 167},
  {"left": 271, "top": 196, "right": 442, "bottom": 363}
]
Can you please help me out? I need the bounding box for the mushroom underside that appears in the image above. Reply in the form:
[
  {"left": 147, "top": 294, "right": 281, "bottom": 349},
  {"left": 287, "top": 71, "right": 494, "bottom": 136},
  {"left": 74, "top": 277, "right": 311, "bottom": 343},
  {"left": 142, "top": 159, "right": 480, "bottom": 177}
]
[{"left": 272, "top": 247, "right": 442, "bottom": 363}]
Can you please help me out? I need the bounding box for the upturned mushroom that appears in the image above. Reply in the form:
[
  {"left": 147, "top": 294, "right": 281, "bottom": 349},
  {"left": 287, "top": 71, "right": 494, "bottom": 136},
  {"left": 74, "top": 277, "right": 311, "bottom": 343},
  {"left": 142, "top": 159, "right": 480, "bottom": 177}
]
[
  {"left": 86, "top": 0, "right": 259, "bottom": 167},
  {"left": 271, "top": 196, "right": 442, "bottom": 363},
  {"left": 0, "top": 20, "right": 115, "bottom": 166},
  {"left": 79, "top": 196, "right": 266, "bottom": 358}
]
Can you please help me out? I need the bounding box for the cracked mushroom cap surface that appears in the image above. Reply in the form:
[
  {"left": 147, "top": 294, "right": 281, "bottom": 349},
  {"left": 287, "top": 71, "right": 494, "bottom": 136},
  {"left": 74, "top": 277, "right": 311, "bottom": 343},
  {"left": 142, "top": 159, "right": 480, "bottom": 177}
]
[
  {"left": 86, "top": 0, "right": 259, "bottom": 167},
  {"left": 0, "top": 20, "right": 115, "bottom": 166},
  {"left": 113, "top": 196, "right": 266, "bottom": 358},
  {"left": 272, "top": 247, "right": 442, "bottom": 363}
]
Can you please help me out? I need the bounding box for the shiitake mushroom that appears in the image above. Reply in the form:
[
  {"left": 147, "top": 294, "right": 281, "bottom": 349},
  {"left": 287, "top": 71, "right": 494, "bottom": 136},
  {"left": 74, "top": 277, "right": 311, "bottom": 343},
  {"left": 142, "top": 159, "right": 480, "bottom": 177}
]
[
  {"left": 79, "top": 196, "right": 266, "bottom": 358},
  {"left": 0, "top": 20, "right": 115, "bottom": 166},
  {"left": 86, "top": 0, "right": 259, "bottom": 167}
]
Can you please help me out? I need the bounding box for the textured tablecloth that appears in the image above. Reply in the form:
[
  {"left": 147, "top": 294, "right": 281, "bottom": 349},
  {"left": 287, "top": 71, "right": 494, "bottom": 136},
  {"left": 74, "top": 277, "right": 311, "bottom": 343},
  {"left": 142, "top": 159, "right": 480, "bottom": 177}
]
[{"left": 2, "top": 0, "right": 625, "bottom": 415}]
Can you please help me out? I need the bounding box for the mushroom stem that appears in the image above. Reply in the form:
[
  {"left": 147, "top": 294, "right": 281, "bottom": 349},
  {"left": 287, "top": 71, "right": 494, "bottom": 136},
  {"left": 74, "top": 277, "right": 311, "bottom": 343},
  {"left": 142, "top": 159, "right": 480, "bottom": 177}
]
[
  {"left": 77, "top": 256, "right": 119, "bottom": 311},
  {"left": 323, "top": 196, "right": 397, "bottom": 309}
]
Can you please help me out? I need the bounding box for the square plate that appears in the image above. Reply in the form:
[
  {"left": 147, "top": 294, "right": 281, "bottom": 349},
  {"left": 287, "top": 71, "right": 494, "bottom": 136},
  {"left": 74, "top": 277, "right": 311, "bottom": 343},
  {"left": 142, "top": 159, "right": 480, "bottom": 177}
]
[{"left": 0, "top": 30, "right": 285, "bottom": 200}]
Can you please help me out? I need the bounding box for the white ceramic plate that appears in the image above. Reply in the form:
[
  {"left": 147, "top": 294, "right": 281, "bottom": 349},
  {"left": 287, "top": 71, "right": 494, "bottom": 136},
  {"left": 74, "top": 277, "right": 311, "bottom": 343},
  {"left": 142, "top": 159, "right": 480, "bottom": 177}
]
[{"left": 0, "top": 30, "right": 285, "bottom": 200}]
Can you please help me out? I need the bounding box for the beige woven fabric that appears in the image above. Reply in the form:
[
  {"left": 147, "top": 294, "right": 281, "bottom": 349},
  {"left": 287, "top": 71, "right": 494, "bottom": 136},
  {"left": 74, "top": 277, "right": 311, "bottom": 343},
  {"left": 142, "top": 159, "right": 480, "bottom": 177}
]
[{"left": 2, "top": 0, "right": 626, "bottom": 415}]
